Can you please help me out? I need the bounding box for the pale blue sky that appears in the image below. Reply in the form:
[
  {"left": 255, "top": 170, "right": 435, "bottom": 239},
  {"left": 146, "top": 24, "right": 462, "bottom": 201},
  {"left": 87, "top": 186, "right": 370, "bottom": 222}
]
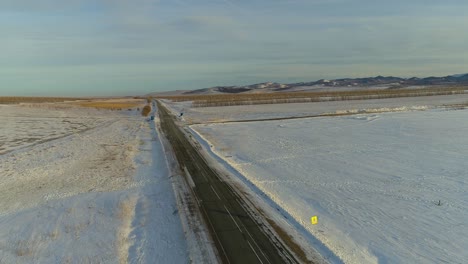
[{"left": 1, "top": 0, "right": 467, "bottom": 96}]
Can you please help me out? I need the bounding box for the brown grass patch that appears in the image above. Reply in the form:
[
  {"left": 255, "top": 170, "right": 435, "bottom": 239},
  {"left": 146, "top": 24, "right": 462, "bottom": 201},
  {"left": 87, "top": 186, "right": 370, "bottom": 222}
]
[
  {"left": 264, "top": 218, "right": 313, "bottom": 263},
  {"left": 117, "top": 196, "right": 137, "bottom": 264},
  {"left": 118, "top": 198, "right": 136, "bottom": 221},
  {"left": 15, "top": 240, "right": 36, "bottom": 257},
  {"left": 141, "top": 105, "right": 151, "bottom": 116}
]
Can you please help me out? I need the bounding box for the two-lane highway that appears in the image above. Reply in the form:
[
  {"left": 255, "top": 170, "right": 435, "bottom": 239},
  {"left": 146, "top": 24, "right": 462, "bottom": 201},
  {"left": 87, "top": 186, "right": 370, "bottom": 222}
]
[{"left": 157, "top": 101, "right": 300, "bottom": 264}]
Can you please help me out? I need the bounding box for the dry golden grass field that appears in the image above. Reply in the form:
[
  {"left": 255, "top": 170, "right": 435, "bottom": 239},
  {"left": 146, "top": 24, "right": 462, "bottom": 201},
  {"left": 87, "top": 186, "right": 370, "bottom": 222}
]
[
  {"left": 0, "top": 97, "right": 82, "bottom": 104},
  {"left": 76, "top": 100, "right": 146, "bottom": 110},
  {"left": 0, "top": 96, "right": 150, "bottom": 113}
]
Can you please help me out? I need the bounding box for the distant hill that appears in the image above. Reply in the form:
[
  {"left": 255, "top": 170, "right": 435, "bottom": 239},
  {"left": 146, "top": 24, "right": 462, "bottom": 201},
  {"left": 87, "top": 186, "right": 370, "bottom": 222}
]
[
  {"left": 150, "top": 73, "right": 468, "bottom": 96},
  {"left": 182, "top": 82, "right": 288, "bottom": 95},
  {"left": 147, "top": 90, "right": 191, "bottom": 97}
]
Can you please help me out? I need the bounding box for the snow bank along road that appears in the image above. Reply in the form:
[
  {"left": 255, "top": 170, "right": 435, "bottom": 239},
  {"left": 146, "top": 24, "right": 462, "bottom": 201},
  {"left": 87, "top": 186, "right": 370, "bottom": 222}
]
[
  {"left": 0, "top": 104, "right": 187, "bottom": 263},
  {"left": 158, "top": 101, "right": 305, "bottom": 264}
]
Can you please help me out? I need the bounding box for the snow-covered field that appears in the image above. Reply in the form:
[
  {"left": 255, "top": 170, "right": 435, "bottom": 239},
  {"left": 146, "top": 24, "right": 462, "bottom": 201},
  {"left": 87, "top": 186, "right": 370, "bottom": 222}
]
[
  {"left": 0, "top": 104, "right": 188, "bottom": 263},
  {"left": 164, "top": 94, "right": 468, "bottom": 124},
  {"left": 0, "top": 104, "right": 110, "bottom": 155},
  {"left": 190, "top": 108, "right": 468, "bottom": 263}
]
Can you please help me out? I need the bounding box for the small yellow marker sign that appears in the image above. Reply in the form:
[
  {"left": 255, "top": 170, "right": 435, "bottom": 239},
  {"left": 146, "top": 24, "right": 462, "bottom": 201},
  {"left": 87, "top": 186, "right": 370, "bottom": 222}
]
[{"left": 311, "top": 216, "right": 318, "bottom": 225}]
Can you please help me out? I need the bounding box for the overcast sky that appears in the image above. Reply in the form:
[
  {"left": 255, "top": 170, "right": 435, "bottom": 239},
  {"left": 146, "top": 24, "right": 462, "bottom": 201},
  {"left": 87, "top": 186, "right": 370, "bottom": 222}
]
[{"left": 1, "top": 0, "right": 467, "bottom": 96}]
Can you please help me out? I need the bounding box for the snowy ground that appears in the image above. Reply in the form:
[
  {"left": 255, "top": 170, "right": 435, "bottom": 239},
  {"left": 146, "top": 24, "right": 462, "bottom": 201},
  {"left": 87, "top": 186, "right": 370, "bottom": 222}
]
[
  {"left": 190, "top": 107, "right": 468, "bottom": 264},
  {"left": 163, "top": 94, "right": 468, "bottom": 124},
  {"left": 0, "top": 104, "right": 110, "bottom": 155},
  {"left": 0, "top": 104, "right": 188, "bottom": 263}
]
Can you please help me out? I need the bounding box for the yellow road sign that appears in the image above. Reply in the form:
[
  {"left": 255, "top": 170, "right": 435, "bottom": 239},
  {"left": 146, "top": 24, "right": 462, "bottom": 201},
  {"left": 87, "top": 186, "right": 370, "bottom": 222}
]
[{"left": 311, "top": 216, "right": 318, "bottom": 225}]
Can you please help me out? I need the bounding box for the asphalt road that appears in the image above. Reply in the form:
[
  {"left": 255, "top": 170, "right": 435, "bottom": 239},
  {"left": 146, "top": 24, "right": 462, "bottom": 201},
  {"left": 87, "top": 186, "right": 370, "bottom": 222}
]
[{"left": 157, "top": 101, "right": 300, "bottom": 264}]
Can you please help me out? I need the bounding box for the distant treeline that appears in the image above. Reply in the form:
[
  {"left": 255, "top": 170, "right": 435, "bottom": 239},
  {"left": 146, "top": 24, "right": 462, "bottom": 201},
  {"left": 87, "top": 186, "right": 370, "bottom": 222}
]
[{"left": 156, "top": 87, "right": 467, "bottom": 107}]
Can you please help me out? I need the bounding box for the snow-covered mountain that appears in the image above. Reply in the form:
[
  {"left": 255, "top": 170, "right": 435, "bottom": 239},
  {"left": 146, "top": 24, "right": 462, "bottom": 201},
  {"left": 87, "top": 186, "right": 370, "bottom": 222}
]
[{"left": 149, "top": 73, "right": 468, "bottom": 96}]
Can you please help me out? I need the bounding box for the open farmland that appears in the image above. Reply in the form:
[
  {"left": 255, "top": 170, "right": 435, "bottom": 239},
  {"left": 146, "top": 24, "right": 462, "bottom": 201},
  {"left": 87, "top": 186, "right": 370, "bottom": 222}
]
[
  {"left": 161, "top": 93, "right": 468, "bottom": 124},
  {"left": 157, "top": 86, "right": 467, "bottom": 107},
  {"left": 0, "top": 97, "right": 147, "bottom": 111},
  {"left": 0, "top": 104, "right": 111, "bottom": 155},
  {"left": 0, "top": 97, "right": 82, "bottom": 104},
  {"left": 76, "top": 99, "right": 147, "bottom": 110},
  {"left": 160, "top": 94, "right": 468, "bottom": 263},
  {"left": 189, "top": 108, "right": 468, "bottom": 263},
  {"left": 0, "top": 103, "right": 188, "bottom": 263}
]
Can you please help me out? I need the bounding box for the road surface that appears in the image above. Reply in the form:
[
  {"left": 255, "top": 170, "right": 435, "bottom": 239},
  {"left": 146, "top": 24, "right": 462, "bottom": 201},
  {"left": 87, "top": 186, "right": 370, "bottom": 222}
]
[{"left": 157, "top": 101, "right": 301, "bottom": 264}]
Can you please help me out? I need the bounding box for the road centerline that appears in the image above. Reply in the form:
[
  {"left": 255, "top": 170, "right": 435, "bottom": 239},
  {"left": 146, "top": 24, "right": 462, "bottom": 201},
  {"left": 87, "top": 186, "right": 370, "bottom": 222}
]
[
  {"left": 248, "top": 241, "right": 265, "bottom": 264},
  {"left": 223, "top": 205, "right": 243, "bottom": 233},
  {"left": 211, "top": 185, "right": 222, "bottom": 200}
]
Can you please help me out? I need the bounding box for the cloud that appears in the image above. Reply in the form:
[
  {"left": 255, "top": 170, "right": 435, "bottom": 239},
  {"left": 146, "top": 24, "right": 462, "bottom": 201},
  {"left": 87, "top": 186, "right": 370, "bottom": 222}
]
[
  {"left": 2, "top": 0, "right": 468, "bottom": 95},
  {"left": 171, "top": 16, "right": 235, "bottom": 31},
  {"left": 0, "top": 0, "right": 82, "bottom": 12},
  {"left": 0, "top": 0, "right": 157, "bottom": 12}
]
